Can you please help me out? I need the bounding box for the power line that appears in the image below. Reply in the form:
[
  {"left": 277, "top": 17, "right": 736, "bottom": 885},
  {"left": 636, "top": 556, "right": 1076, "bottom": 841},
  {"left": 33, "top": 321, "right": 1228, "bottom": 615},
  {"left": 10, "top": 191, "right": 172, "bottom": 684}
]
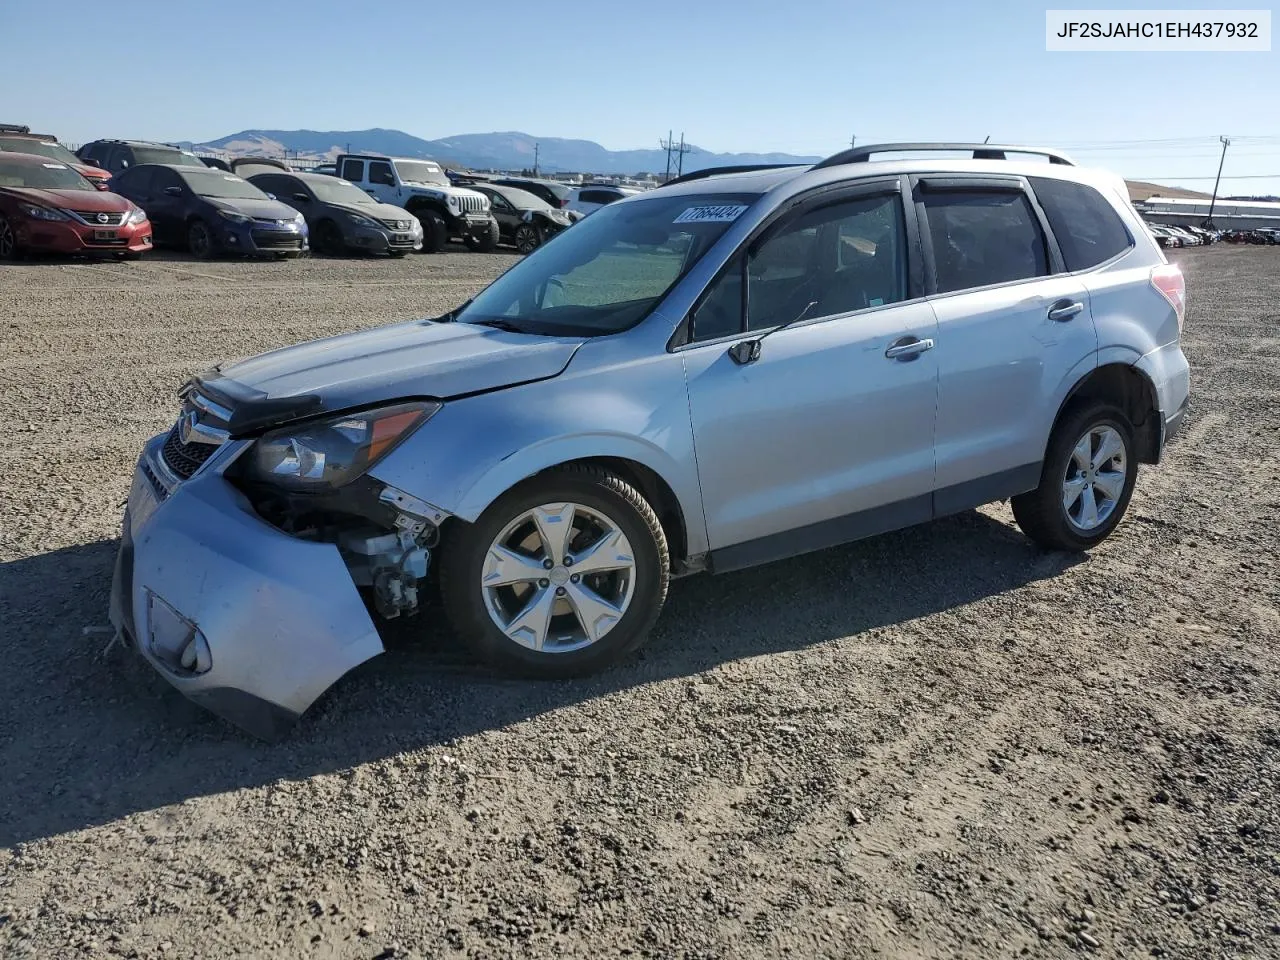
[{"left": 1129, "top": 174, "right": 1280, "bottom": 181}]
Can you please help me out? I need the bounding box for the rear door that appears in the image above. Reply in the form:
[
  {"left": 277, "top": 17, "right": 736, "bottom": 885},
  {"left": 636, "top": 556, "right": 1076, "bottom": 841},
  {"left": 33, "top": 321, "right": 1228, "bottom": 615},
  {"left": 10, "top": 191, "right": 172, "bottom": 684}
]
[{"left": 915, "top": 175, "right": 1097, "bottom": 511}]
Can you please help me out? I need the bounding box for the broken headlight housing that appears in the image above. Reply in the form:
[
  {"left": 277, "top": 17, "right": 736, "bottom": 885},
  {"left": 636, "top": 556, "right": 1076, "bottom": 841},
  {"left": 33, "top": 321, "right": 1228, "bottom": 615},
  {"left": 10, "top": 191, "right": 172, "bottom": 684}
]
[{"left": 246, "top": 401, "right": 439, "bottom": 490}]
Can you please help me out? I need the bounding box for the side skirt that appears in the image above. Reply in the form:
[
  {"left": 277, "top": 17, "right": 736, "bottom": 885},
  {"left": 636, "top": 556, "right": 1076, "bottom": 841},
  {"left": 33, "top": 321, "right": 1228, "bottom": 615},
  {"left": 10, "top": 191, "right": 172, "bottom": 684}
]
[{"left": 708, "top": 462, "right": 1043, "bottom": 575}]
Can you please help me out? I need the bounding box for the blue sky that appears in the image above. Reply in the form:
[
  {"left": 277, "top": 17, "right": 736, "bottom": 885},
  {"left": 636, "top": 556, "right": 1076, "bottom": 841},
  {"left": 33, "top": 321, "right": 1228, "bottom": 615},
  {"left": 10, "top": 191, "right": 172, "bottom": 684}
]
[{"left": 3, "top": 0, "right": 1277, "bottom": 193}]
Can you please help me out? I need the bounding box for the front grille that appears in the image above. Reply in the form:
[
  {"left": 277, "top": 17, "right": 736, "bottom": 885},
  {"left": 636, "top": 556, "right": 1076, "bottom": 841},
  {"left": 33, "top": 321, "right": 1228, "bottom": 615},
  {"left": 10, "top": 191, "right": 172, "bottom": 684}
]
[
  {"left": 72, "top": 211, "right": 125, "bottom": 225},
  {"left": 83, "top": 236, "right": 128, "bottom": 247},
  {"left": 253, "top": 217, "right": 295, "bottom": 226},
  {"left": 380, "top": 218, "right": 413, "bottom": 231},
  {"left": 250, "top": 230, "right": 303, "bottom": 250},
  {"left": 161, "top": 423, "right": 216, "bottom": 480},
  {"left": 457, "top": 195, "right": 486, "bottom": 215},
  {"left": 140, "top": 460, "right": 170, "bottom": 501}
]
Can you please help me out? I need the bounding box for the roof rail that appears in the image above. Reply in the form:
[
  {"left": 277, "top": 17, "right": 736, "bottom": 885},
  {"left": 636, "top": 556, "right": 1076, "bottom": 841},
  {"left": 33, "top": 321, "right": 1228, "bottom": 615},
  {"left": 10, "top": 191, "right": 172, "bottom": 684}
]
[
  {"left": 812, "top": 142, "right": 1076, "bottom": 169},
  {"left": 661, "top": 163, "right": 805, "bottom": 188}
]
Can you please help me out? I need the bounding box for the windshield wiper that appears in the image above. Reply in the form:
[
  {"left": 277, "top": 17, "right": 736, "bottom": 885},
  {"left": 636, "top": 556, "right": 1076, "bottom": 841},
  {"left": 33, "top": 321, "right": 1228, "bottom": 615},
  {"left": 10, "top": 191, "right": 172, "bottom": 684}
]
[{"left": 469, "top": 318, "right": 529, "bottom": 333}]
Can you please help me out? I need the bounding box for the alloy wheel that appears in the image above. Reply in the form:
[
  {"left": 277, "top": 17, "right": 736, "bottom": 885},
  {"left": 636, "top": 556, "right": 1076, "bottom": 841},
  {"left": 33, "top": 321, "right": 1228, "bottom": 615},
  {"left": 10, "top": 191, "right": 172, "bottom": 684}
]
[
  {"left": 480, "top": 501, "right": 637, "bottom": 653},
  {"left": 515, "top": 225, "right": 539, "bottom": 254},
  {"left": 0, "top": 218, "right": 14, "bottom": 259},
  {"left": 1062, "top": 425, "right": 1128, "bottom": 532}
]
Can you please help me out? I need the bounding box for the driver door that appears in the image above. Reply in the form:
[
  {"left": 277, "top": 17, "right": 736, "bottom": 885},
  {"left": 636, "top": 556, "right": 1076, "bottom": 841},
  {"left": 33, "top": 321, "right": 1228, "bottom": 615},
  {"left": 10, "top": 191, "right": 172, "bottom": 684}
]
[{"left": 679, "top": 181, "right": 941, "bottom": 570}]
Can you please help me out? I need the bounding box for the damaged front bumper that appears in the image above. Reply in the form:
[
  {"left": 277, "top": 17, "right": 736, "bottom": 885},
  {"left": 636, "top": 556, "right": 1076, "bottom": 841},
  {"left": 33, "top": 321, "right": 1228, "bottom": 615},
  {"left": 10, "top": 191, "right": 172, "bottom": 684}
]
[{"left": 109, "top": 434, "right": 389, "bottom": 740}]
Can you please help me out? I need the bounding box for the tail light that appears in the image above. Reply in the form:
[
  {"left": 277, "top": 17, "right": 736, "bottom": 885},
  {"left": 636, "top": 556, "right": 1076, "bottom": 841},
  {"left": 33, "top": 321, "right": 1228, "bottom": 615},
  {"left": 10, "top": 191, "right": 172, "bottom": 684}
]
[{"left": 1151, "top": 264, "right": 1186, "bottom": 334}]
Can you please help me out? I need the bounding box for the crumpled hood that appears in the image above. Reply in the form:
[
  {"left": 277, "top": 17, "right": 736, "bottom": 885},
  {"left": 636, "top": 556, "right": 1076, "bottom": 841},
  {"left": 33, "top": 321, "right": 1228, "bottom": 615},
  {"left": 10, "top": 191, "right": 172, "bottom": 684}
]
[
  {"left": 202, "top": 319, "right": 585, "bottom": 434},
  {"left": 206, "top": 196, "right": 301, "bottom": 221},
  {"left": 331, "top": 201, "right": 418, "bottom": 225}
]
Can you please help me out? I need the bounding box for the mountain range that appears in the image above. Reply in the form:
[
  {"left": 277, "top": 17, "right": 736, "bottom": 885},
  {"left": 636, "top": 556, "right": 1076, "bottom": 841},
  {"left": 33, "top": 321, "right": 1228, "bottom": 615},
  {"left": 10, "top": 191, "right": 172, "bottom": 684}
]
[{"left": 193, "top": 129, "right": 822, "bottom": 175}]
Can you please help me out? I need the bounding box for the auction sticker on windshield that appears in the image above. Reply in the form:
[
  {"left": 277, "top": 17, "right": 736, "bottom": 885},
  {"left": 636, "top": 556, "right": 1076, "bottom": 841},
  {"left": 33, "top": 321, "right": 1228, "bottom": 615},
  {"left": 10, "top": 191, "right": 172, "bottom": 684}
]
[{"left": 673, "top": 205, "right": 749, "bottom": 224}]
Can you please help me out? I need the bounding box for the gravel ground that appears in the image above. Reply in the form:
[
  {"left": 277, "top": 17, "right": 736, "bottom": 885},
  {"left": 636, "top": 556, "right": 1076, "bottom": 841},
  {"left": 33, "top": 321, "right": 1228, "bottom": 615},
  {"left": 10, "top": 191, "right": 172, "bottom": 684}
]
[{"left": 1, "top": 246, "right": 1277, "bottom": 960}]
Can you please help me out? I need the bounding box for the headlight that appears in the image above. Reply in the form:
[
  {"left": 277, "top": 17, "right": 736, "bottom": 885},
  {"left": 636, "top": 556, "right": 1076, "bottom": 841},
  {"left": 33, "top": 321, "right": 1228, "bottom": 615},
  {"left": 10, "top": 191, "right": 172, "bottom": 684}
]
[
  {"left": 246, "top": 401, "right": 440, "bottom": 490},
  {"left": 217, "top": 210, "right": 251, "bottom": 224},
  {"left": 446, "top": 195, "right": 460, "bottom": 210},
  {"left": 20, "top": 203, "right": 68, "bottom": 221},
  {"left": 346, "top": 212, "right": 379, "bottom": 228},
  {"left": 127, "top": 205, "right": 148, "bottom": 225},
  {"left": 293, "top": 212, "right": 306, "bottom": 225}
]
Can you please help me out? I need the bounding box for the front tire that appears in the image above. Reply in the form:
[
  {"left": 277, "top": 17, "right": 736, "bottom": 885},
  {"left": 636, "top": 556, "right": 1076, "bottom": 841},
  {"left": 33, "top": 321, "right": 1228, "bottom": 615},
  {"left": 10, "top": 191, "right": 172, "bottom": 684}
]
[
  {"left": 314, "top": 219, "right": 344, "bottom": 256},
  {"left": 514, "top": 223, "right": 543, "bottom": 254},
  {"left": 465, "top": 221, "right": 500, "bottom": 252},
  {"left": 1012, "top": 402, "right": 1138, "bottom": 552},
  {"left": 416, "top": 211, "right": 447, "bottom": 253},
  {"left": 187, "top": 220, "right": 216, "bottom": 260},
  {"left": 439, "top": 465, "right": 670, "bottom": 678},
  {"left": 0, "top": 215, "right": 22, "bottom": 260}
]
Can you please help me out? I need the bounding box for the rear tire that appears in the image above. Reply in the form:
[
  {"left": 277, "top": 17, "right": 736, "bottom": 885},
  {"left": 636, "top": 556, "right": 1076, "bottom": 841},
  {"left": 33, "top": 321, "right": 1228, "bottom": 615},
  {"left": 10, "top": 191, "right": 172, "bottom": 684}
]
[
  {"left": 1011, "top": 402, "right": 1138, "bottom": 552},
  {"left": 438, "top": 465, "right": 670, "bottom": 678},
  {"left": 416, "top": 211, "right": 447, "bottom": 253}
]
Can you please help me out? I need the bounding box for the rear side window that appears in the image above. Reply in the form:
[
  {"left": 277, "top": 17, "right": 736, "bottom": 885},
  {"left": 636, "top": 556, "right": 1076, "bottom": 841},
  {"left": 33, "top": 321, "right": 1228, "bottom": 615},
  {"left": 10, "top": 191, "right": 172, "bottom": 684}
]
[
  {"left": 580, "top": 190, "right": 617, "bottom": 205},
  {"left": 1030, "top": 177, "right": 1133, "bottom": 270},
  {"left": 922, "top": 190, "right": 1048, "bottom": 294},
  {"left": 341, "top": 159, "right": 365, "bottom": 181}
]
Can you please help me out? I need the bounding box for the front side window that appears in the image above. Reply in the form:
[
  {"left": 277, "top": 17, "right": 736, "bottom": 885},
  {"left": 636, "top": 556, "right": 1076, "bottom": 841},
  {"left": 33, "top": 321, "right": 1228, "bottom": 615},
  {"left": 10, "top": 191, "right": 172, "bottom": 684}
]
[
  {"left": 1030, "top": 176, "right": 1133, "bottom": 271},
  {"left": 922, "top": 189, "right": 1049, "bottom": 294},
  {"left": 690, "top": 192, "right": 908, "bottom": 340},
  {"left": 341, "top": 159, "right": 365, "bottom": 182},
  {"left": 455, "top": 191, "right": 760, "bottom": 337},
  {"left": 369, "top": 161, "right": 395, "bottom": 186}
]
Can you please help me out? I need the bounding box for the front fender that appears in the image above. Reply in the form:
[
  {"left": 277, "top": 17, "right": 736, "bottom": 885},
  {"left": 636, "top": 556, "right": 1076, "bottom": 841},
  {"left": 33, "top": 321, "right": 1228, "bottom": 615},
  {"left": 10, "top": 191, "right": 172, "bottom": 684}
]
[{"left": 369, "top": 346, "right": 708, "bottom": 556}]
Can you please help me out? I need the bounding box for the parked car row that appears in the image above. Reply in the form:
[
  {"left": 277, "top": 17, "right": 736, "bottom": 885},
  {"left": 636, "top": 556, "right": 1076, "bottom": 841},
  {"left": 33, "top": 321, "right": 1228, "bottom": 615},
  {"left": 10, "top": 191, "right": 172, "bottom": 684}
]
[
  {"left": 3, "top": 124, "right": 662, "bottom": 262},
  {"left": 1144, "top": 223, "right": 1220, "bottom": 248}
]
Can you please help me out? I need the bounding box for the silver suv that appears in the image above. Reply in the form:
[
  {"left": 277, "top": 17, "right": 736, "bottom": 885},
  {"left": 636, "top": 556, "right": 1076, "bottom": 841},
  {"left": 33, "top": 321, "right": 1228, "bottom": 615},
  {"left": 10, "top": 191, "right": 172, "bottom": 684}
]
[{"left": 110, "top": 143, "right": 1190, "bottom": 738}]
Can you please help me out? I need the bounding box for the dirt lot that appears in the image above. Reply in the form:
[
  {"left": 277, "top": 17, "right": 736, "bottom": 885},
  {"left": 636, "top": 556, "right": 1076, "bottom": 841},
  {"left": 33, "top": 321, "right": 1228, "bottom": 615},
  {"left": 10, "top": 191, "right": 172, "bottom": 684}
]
[{"left": 1, "top": 246, "right": 1277, "bottom": 960}]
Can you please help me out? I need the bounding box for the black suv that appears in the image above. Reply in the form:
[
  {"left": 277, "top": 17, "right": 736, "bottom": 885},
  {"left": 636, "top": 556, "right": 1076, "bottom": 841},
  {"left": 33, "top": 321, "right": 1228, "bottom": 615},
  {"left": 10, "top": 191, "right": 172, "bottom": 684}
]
[{"left": 76, "top": 139, "right": 207, "bottom": 175}]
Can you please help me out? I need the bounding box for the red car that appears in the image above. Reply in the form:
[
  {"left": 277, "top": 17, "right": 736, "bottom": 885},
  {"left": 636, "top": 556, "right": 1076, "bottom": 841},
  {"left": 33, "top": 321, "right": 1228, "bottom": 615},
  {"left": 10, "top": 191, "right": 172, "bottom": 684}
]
[
  {"left": 0, "top": 152, "right": 152, "bottom": 260},
  {"left": 0, "top": 123, "right": 110, "bottom": 186}
]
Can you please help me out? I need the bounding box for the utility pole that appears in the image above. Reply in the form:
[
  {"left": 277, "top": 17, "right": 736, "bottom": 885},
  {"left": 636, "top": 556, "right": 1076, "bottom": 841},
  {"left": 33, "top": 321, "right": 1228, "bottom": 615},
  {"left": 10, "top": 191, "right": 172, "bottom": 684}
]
[
  {"left": 850, "top": 134, "right": 856, "bottom": 148},
  {"left": 660, "top": 132, "right": 692, "bottom": 180},
  {"left": 533, "top": 141, "right": 539, "bottom": 176},
  {"left": 1205, "top": 135, "right": 1230, "bottom": 228}
]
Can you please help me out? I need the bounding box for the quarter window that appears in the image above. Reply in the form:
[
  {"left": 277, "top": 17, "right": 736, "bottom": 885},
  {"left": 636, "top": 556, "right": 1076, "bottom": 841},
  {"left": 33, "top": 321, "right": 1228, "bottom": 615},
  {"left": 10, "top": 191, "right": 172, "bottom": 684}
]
[
  {"left": 1030, "top": 176, "right": 1132, "bottom": 271},
  {"left": 690, "top": 192, "right": 909, "bottom": 340},
  {"left": 922, "top": 189, "right": 1049, "bottom": 294},
  {"left": 341, "top": 159, "right": 365, "bottom": 182}
]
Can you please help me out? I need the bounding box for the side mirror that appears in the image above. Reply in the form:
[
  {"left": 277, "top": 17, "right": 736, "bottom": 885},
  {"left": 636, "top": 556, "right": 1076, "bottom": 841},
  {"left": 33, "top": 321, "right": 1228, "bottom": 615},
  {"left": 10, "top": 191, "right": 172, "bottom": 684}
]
[
  {"left": 85, "top": 157, "right": 102, "bottom": 168},
  {"left": 728, "top": 340, "right": 762, "bottom": 365},
  {"left": 365, "top": 188, "right": 376, "bottom": 195},
  {"left": 93, "top": 180, "right": 110, "bottom": 191},
  {"left": 293, "top": 193, "right": 310, "bottom": 202},
  {"left": 164, "top": 186, "right": 182, "bottom": 196},
  {"left": 266, "top": 193, "right": 277, "bottom": 200}
]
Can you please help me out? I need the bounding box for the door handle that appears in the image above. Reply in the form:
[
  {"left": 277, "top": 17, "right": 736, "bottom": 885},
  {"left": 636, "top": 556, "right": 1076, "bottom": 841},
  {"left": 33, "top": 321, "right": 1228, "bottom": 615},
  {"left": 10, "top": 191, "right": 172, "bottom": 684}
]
[
  {"left": 1047, "top": 299, "right": 1084, "bottom": 322},
  {"left": 885, "top": 336, "right": 935, "bottom": 360}
]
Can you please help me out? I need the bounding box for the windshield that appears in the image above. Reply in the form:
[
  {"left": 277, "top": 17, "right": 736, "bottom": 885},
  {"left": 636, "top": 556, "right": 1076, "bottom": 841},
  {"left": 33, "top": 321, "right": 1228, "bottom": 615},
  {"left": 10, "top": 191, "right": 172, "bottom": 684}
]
[
  {"left": 132, "top": 146, "right": 205, "bottom": 167},
  {"left": 455, "top": 191, "right": 760, "bottom": 337},
  {"left": 309, "top": 177, "right": 377, "bottom": 205},
  {"left": 0, "top": 137, "right": 81, "bottom": 165},
  {"left": 394, "top": 160, "right": 448, "bottom": 185},
  {"left": 0, "top": 158, "right": 94, "bottom": 191},
  {"left": 178, "top": 169, "right": 271, "bottom": 200}
]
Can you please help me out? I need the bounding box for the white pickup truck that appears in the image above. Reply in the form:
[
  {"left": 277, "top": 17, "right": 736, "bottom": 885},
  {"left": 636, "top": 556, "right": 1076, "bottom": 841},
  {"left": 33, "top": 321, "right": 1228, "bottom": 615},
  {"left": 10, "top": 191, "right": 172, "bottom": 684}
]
[{"left": 334, "top": 153, "right": 498, "bottom": 253}]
